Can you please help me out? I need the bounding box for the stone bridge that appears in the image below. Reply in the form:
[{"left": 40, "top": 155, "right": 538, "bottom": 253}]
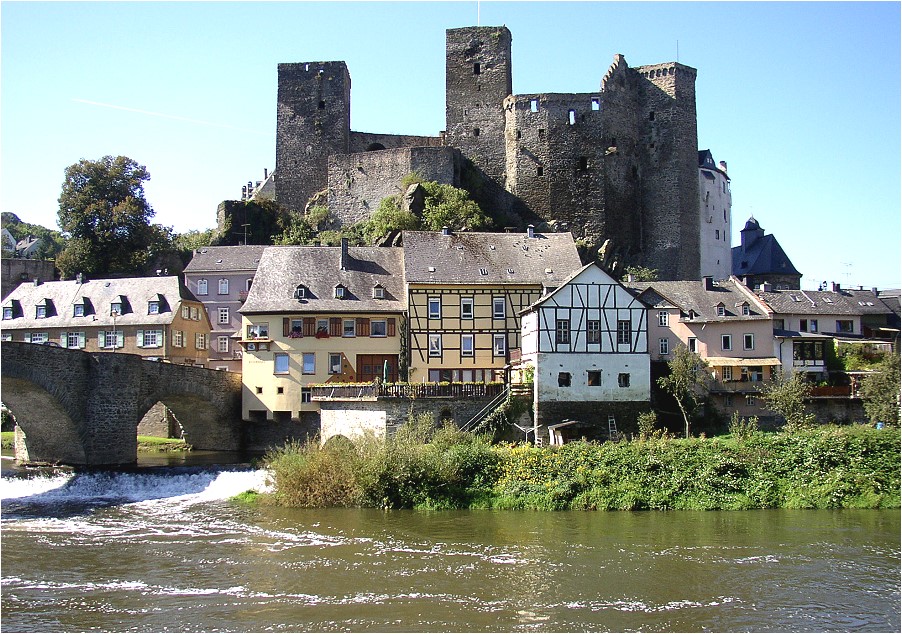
[{"left": 1, "top": 342, "right": 243, "bottom": 465}]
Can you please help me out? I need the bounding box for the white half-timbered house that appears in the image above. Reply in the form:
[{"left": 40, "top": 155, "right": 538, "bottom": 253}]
[{"left": 520, "top": 261, "right": 651, "bottom": 443}]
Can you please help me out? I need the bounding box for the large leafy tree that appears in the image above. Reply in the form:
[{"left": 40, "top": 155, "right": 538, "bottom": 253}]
[
  {"left": 657, "top": 344, "right": 709, "bottom": 438},
  {"left": 56, "top": 156, "right": 156, "bottom": 278},
  {"left": 760, "top": 370, "right": 817, "bottom": 431},
  {"left": 858, "top": 353, "right": 901, "bottom": 426}
]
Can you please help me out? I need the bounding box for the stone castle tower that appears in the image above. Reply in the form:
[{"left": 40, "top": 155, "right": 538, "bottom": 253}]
[{"left": 272, "top": 26, "right": 703, "bottom": 280}]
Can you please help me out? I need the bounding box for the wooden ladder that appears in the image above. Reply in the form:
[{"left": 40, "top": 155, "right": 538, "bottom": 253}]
[{"left": 608, "top": 414, "right": 618, "bottom": 438}]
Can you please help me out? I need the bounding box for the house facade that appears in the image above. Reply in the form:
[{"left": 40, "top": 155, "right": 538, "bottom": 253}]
[
  {"left": 521, "top": 261, "right": 651, "bottom": 443},
  {"left": 632, "top": 276, "right": 778, "bottom": 420},
  {"left": 1, "top": 275, "right": 210, "bottom": 365},
  {"left": 183, "top": 245, "right": 268, "bottom": 372},
  {"left": 698, "top": 150, "right": 732, "bottom": 280},
  {"left": 238, "top": 241, "right": 405, "bottom": 423},
  {"left": 402, "top": 228, "right": 582, "bottom": 383}
]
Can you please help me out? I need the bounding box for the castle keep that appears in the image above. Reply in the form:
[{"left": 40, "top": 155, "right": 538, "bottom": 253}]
[{"left": 274, "top": 26, "right": 704, "bottom": 280}]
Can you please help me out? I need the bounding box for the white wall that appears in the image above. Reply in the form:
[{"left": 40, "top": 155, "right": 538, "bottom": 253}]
[
  {"left": 320, "top": 408, "right": 387, "bottom": 445},
  {"left": 534, "top": 351, "right": 650, "bottom": 402}
]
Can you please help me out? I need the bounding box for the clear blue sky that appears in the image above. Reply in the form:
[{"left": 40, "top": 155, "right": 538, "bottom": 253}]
[{"left": 2, "top": 1, "right": 899, "bottom": 289}]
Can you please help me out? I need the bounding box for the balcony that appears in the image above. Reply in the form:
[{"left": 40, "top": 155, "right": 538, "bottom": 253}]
[{"left": 310, "top": 381, "right": 506, "bottom": 402}]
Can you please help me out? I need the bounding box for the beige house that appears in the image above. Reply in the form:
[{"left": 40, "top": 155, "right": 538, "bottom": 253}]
[
  {"left": 238, "top": 241, "right": 405, "bottom": 422},
  {"left": 1, "top": 275, "right": 210, "bottom": 365},
  {"left": 402, "top": 228, "right": 582, "bottom": 383},
  {"left": 632, "top": 276, "right": 777, "bottom": 419}
]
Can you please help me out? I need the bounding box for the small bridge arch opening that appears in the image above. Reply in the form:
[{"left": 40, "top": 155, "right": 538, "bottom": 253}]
[{"left": 1, "top": 377, "right": 87, "bottom": 464}]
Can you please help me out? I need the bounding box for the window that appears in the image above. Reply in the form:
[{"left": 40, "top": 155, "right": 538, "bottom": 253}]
[
  {"left": 274, "top": 353, "right": 290, "bottom": 374},
  {"left": 460, "top": 297, "right": 474, "bottom": 320},
  {"left": 334, "top": 285, "right": 346, "bottom": 299},
  {"left": 218, "top": 307, "right": 230, "bottom": 324},
  {"left": 568, "top": 109, "right": 576, "bottom": 125},
  {"left": 370, "top": 320, "right": 387, "bottom": 337},
  {"left": 688, "top": 337, "right": 698, "bottom": 353},
  {"left": 800, "top": 319, "right": 819, "bottom": 333},
  {"left": 302, "top": 352, "right": 315, "bottom": 374},
  {"left": 743, "top": 333, "right": 755, "bottom": 350},
  {"left": 537, "top": 166, "right": 544, "bottom": 177},
  {"left": 294, "top": 285, "right": 307, "bottom": 300},
  {"left": 195, "top": 333, "right": 207, "bottom": 349},
  {"left": 774, "top": 319, "right": 785, "bottom": 330},
  {"left": 659, "top": 338, "right": 669, "bottom": 355},
  {"left": 301, "top": 388, "right": 312, "bottom": 403},
  {"left": 428, "top": 334, "right": 442, "bottom": 357},
  {"left": 343, "top": 319, "right": 355, "bottom": 337},
  {"left": 217, "top": 336, "right": 230, "bottom": 353},
  {"left": 479, "top": 267, "right": 489, "bottom": 276},
  {"left": 461, "top": 334, "right": 474, "bottom": 356},
  {"left": 721, "top": 334, "right": 732, "bottom": 350},
  {"left": 617, "top": 320, "right": 631, "bottom": 345},
  {"left": 1, "top": 333, "right": 12, "bottom": 341},
  {"left": 493, "top": 334, "right": 506, "bottom": 357},
  {"left": 746, "top": 395, "right": 757, "bottom": 406},
  {"left": 316, "top": 319, "right": 328, "bottom": 335},
  {"left": 190, "top": 307, "right": 199, "bottom": 320},
  {"left": 836, "top": 320, "right": 854, "bottom": 333},
  {"left": 65, "top": 332, "right": 85, "bottom": 349},
  {"left": 139, "top": 329, "right": 163, "bottom": 348},
  {"left": 29, "top": 332, "right": 48, "bottom": 344},
  {"left": 103, "top": 330, "right": 123, "bottom": 349},
  {"left": 182, "top": 306, "right": 190, "bottom": 319},
  {"left": 741, "top": 304, "right": 750, "bottom": 316},
  {"left": 722, "top": 366, "right": 734, "bottom": 382},
  {"left": 148, "top": 301, "right": 160, "bottom": 315},
  {"left": 558, "top": 372, "right": 571, "bottom": 387},
  {"left": 35, "top": 305, "right": 46, "bottom": 319},
  {"left": 247, "top": 323, "right": 269, "bottom": 339},
  {"left": 587, "top": 370, "right": 601, "bottom": 386},
  {"left": 372, "top": 285, "right": 384, "bottom": 299},
  {"left": 658, "top": 311, "right": 669, "bottom": 326},
  {"left": 428, "top": 297, "right": 441, "bottom": 319},
  {"left": 618, "top": 373, "right": 631, "bottom": 388},
  {"left": 218, "top": 279, "right": 229, "bottom": 295},
  {"left": 473, "top": 62, "right": 481, "bottom": 75},
  {"left": 591, "top": 97, "right": 600, "bottom": 111},
  {"left": 587, "top": 320, "right": 600, "bottom": 344},
  {"left": 530, "top": 98, "right": 539, "bottom": 112},
  {"left": 716, "top": 304, "right": 726, "bottom": 317},
  {"left": 3, "top": 307, "right": 12, "bottom": 320},
  {"left": 329, "top": 353, "right": 343, "bottom": 374},
  {"left": 493, "top": 297, "right": 506, "bottom": 319},
  {"left": 197, "top": 279, "right": 208, "bottom": 295},
  {"left": 555, "top": 319, "right": 571, "bottom": 344}
]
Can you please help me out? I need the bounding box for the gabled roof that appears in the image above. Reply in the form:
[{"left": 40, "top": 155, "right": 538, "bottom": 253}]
[
  {"left": 2, "top": 276, "right": 198, "bottom": 329},
  {"left": 183, "top": 245, "right": 269, "bottom": 274},
  {"left": 402, "top": 230, "right": 581, "bottom": 285},
  {"left": 628, "top": 277, "right": 769, "bottom": 322},
  {"left": 522, "top": 260, "right": 649, "bottom": 313},
  {"left": 756, "top": 288, "right": 896, "bottom": 317},
  {"left": 240, "top": 246, "right": 406, "bottom": 314},
  {"left": 732, "top": 218, "right": 800, "bottom": 278}
]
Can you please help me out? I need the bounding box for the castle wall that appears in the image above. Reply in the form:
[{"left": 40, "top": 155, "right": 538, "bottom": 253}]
[
  {"left": 349, "top": 132, "right": 443, "bottom": 153},
  {"left": 328, "top": 146, "right": 461, "bottom": 226}
]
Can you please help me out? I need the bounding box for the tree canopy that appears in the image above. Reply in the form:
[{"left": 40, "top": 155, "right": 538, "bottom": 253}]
[
  {"left": 657, "top": 344, "right": 709, "bottom": 438},
  {"left": 858, "top": 353, "right": 901, "bottom": 426},
  {"left": 56, "top": 156, "right": 156, "bottom": 278}
]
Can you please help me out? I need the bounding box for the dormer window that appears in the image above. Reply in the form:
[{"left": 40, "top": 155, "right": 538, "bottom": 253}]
[
  {"left": 35, "top": 299, "right": 51, "bottom": 319},
  {"left": 3, "top": 306, "right": 13, "bottom": 320},
  {"left": 716, "top": 303, "right": 726, "bottom": 317},
  {"left": 372, "top": 284, "right": 385, "bottom": 299},
  {"left": 294, "top": 284, "right": 307, "bottom": 300},
  {"left": 479, "top": 267, "right": 489, "bottom": 276},
  {"left": 148, "top": 301, "right": 160, "bottom": 315},
  {"left": 73, "top": 303, "right": 85, "bottom": 317},
  {"left": 334, "top": 284, "right": 346, "bottom": 299},
  {"left": 111, "top": 302, "right": 122, "bottom": 316},
  {"left": 741, "top": 303, "right": 750, "bottom": 316}
]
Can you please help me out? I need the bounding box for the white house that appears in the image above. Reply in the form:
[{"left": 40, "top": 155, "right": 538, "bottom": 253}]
[{"left": 520, "top": 261, "right": 651, "bottom": 444}]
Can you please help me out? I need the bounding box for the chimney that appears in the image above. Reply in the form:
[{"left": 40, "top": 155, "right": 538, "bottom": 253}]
[
  {"left": 719, "top": 160, "right": 728, "bottom": 173},
  {"left": 832, "top": 282, "right": 841, "bottom": 292},
  {"left": 76, "top": 272, "right": 83, "bottom": 284},
  {"left": 441, "top": 226, "right": 451, "bottom": 236},
  {"left": 627, "top": 273, "right": 635, "bottom": 283},
  {"left": 33, "top": 278, "right": 40, "bottom": 286},
  {"left": 340, "top": 237, "right": 349, "bottom": 270},
  {"left": 872, "top": 287, "right": 879, "bottom": 296},
  {"left": 264, "top": 168, "right": 268, "bottom": 179},
  {"left": 527, "top": 224, "right": 535, "bottom": 238},
  {"left": 702, "top": 276, "right": 714, "bottom": 291}
]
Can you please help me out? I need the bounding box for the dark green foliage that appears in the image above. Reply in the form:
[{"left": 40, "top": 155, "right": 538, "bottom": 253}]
[
  {"left": 859, "top": 353, "right": 901, "bottom": 425},
  {"left": 1, "top": 212, "right": 66, "bottom": 260},
  {"left": 657, "top": 344, "right": 709, "bottom": 438},
  {"left": 760, "top": 371, "right": 816, "bottom": 430}
]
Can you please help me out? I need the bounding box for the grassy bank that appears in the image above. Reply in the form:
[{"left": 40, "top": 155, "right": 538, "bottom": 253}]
[
  {"left": 1, "top": 431, "right": 14, "bottom": 451},
  {"left": 262, "top": 419, "right": 900, "bottom": 511},
  {"left": 137, "top": 436, "right": 191, "bottom": 453}
]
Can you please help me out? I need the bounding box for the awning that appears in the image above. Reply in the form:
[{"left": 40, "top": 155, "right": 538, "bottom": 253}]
[{"left": 705, "top": 356, "right": 782, "bottom": 367}]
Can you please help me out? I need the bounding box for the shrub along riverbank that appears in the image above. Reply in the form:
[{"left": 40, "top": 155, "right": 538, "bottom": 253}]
[{"left": 261, "top": 417, "right": 900, "bottom": 511}]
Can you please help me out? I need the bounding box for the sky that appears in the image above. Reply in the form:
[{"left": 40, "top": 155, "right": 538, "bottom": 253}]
[{"left": 1, "top": 1, "right": 900, "bottom": 289}]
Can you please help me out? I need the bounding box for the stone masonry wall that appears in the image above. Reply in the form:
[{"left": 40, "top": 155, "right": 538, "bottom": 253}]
[{"left": 1, "top": 258, "right": 56, "bottom": 299}]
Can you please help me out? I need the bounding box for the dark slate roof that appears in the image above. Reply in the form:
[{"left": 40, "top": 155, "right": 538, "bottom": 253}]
[
  {"left": 183, "top": 245, "right": 269, "bottom": 273},
  {"left": 732, "top": 233, "right": 800, "bottom": 278},
  {"left": 402, "top": 230, "right": 581, "bottom": 285},
  {"left": 757, "top": 288, "right": 897, "bottom": 317},
  {"left": 2, "top": 276, "right": 198, "bottom": 329},
  {"left": 628, "top": 278, "right": 769, "bottom": 322},
  {"left": 240, "top": 246, "right": 406, "bottom": 314}
]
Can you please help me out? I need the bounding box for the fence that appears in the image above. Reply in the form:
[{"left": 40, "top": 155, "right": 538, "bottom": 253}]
[{"left": 310, "top": 381, "right": 506, "bottom": 401}]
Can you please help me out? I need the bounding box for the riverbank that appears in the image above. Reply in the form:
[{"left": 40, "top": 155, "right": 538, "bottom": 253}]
[{"left": 262, "top": 423, "right": 900, "bottom": 511}]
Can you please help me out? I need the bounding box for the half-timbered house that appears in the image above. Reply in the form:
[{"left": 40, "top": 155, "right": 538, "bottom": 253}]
[
  {"left": 402, "top": 227, "right": 582, "bottom": 384},
  {"left": 520, "top": 261, "right": 652, "bottom": 443}
]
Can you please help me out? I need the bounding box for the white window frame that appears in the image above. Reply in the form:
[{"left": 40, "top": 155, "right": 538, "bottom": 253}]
[
  {"left": 218, "top": 307, "right": 230, "bottom": 324},
  {"left": 617, "top": 320, "right": 631, "bottom": 345},
  {"left": 743, "top": 333, "right": 755, "bottom": 350},
  {"left": 716, "top": 304, "right": 726, "bottom": 317},
  {"left": 428, "top": 334, "right": 442, "bottom": 357},
  {"left": 302, "top": 352, "right": 315, "bottom": 374},
  {"left": 587, "top": 320, "right": 600, "bottom": 344},
  {"left": 461, "top": 334, "right": 474, "bottom": 356},
  {"left": 428, "top": 297, "right": 441, "bottom": 319},
  {"left": 35, "top": 305, "right": 46, "bottom": 319},
  {"left": 197, "top": 279, "right": 208, "bottom": 295},
  {"left": 659, "top": 338, "right": 669, "bottom": 355},
  {"left": 218, "top": 278, "right": 229, "bottom": 295},
  {"left": 173, "top": 330, "right": 184, "bottom": 348},
  {"left": 334, "top": 285, "right": 346, "bottom": 299},
  {"left": 73, "top": 304, "right": 85, "bottom": 317},
  {"left": 65, "top": 332, "right": 85, "bottom": 349},
  {"left": 274, "top": 353, "right": 290, "bottom": 374},
  {"left": 556, "top": 319, "right": 570, "bottom": 344},
  {"left": 493, "top": 334, "right": 506, "bottom": 357},
  {"left": 217, "top": 336, "right": 230, "bottom": 353},
  {"left": 460, "top": 297, "right": 474, "bottom": 320},
  {"left": 372, "top": 285, "right": 385, "bottom": 299},
  {"left": 329, "top": 353, "right": 343, "bottom": 374},
  {"left": 139, "top": 329, "right": 163, "bottom": 348},
  {"left": 492, "top": 297, "right": 506, "bottom": 320},
  {"left": 3, "top": 307, "right": 12, "bottom": 320},
  {"left": 721, "top": 334, "right": 732, "bottom": 351},
  {"left": 370, "top": 319, "right": 387, "bottom": 337},
  {"left": 722, "top": 366, "right": 733, "bottom": 382},
  {"left": 148, "top": 301, "right": 160, "bottom": 315},
  {"left": 657, "top": 311, "right": 669, "bottom": 326},
  {"left": 247, "top": 323, "right": 269, "bottom": 339},
  {"left": 195, "top": 333, "right": 207, "bottom": 350},
  {"left": 688, "top": 337, "right": 698, "bottom": 353},
  {"left": 343, "top": 319, "right": 356, "bottom": 337}
]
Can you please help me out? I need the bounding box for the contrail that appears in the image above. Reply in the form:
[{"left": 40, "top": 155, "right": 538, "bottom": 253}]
[{"left": 72, "top": 98, "right": 267, "bottom": 135}]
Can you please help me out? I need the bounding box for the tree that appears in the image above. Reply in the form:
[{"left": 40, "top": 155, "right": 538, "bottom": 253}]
[
  {"left": 1, "top": 212, "right": 67, "bottom": 260},
  {"left": 657, "top": 344, "right": 709, "bottom": 438},
  {"left": 420, "top": 181, "right": 491, "bottom": 231},
  {"left": 858, "top": 353, "right": 901, "bottom": 426},
  {"left": 56, "top": 156, "right": 155, "bottom": 278},
  {"left": 365, "top": 196, "right": 421, "bottom": 242},
  {"left": 760, "top": 370, "right": 817, "bottom": 431}
]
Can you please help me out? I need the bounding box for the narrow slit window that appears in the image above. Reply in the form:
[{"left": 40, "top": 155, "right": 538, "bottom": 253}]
[
  {"left": 578, "top": 157, "right": 588, "bottom": 171},
  {"left": 591, "top": 98, "right": 600, "bottom": 111},
  {"left": 530, "top": 99, "right": 539, "bottom": 113},
  {"left": 536, "top": 166, "right": 544, "bottom": 177},
  {"left": 568, "top": 109, "right": 576, "bottom": 125},
  {"left": 473, "top": 128, "right": 480, "bottom": 137},
  {"left": 318, "top": 100, "right": 326, "bottom": 110},
  {"left": 473, "top": 62, "right": 481, "bottom": 75}
]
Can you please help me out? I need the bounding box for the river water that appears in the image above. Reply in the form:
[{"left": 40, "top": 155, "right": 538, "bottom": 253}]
[{"left": 1, "top": 459, "right": 899, "bottom": 632}]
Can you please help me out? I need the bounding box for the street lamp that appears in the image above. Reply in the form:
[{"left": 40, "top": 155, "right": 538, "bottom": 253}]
[{"left": 111, "top": 309, "right": 120, "bottom": 349}]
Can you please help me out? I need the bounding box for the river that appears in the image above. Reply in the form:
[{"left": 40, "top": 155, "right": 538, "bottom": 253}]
[{"left": 1, "top": 459, "right": 899, "bottom": 632}]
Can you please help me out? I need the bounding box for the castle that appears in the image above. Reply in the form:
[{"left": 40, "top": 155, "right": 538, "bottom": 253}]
[{"left": 267, "top": 26, "right": 730, "bottom": 281}]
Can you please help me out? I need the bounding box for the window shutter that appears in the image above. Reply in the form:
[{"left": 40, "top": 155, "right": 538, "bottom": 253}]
[
  {"left": 329, "top": 318, "right": 341, "bottom": 337},
  {"left": 116, "top": 331, "right": 124, "bottom": 348},
  {"left": 98, "top": 331, "right": 105, "bottom": 348},
  {"left": 387, "top": 318, "right": 396, "bottom": 337},
  {"left": 283, "top": 317, "right": 290, "bottom": 337},
  {"left": 60, "top": 332, "right": 68, "bottom": 348},
  {"left": 137, "top": 330, "right": 144, "bottom": 348},
  {"left": 303, "top": 317, "right": 315, "bottom": 337},
  {"left": 356, "top": 318, "right": 369, "bottom": 337},
  {"left": 78, "top": 332, "right": 86, "bottom": 349}
]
